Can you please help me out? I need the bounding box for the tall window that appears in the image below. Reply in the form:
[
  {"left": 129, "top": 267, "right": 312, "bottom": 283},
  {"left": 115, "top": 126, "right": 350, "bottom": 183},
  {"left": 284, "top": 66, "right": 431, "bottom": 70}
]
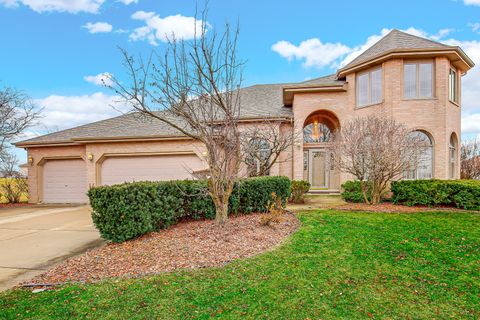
[
  {"left": 404, "top": 131, "right": 434, "bottom": 180},
  {"left": 246, "top": 138, "right": 270, "bottom": 176},
  {"left": 404, "top": 61, "right": 434, "bottom": 99},
  {"left": 449, "top": 133, "right": 458, "bottom": 179},
  {"left": 449, "top": 68, "right": 458, "bottom": 103},
  {"left": 357, "top": 67, "right": 382, "bottom": 107}
]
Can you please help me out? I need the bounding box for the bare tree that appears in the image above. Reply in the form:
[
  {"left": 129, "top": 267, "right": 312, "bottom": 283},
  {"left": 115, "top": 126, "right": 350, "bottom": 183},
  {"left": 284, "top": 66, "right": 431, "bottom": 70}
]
[
  {"left": 241, "top": 120, "right": 296, "bottom": 177},
  {"left": 108, "top": 10, "right": 243, "bottom": 224},
  {"left": 332, "top": 116, "right": 424, "bottom": 204},
  {"left": 0, "top": 153, "right": 28, "bottom": 203},
  {"left": 461, "top": 138, "right": 480, "bottom": 180},
  {"left": 0, "top": 86, "right": 40, "bottom": 155}
]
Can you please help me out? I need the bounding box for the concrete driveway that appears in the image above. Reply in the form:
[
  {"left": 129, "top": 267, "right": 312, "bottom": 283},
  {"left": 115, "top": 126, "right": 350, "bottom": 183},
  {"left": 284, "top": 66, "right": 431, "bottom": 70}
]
[{"left": 0, "top": 205, "right": 103, "bottom": 291}]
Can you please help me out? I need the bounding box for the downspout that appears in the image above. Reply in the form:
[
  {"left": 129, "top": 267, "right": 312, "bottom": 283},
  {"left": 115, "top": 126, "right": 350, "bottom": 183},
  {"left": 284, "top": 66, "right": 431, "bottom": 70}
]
[{"left": 290, "top": 117, "right": 295, "bottom": 180}]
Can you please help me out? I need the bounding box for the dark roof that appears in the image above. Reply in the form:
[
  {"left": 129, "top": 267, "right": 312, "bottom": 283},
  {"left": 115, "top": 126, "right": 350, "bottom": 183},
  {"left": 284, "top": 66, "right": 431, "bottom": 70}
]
[
  {"left": 301, "top": 74, "right": 345, "bottom": 86},
  {"left": 18, "top": 30, "right": 472, "bottom": 147},
  {"left": 339, "top": 29, "right": 453, "bottom": 72},
  {"left": 17, "top": 74, "right": 347, "bottom": 146},
  {"left": 16, "top": 83, "right": 297, "bottom": 146}
]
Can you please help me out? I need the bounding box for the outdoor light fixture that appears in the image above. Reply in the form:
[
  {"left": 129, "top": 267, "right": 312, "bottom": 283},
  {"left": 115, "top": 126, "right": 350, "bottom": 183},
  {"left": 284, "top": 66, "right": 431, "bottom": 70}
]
[
  {"left": 28, "top": 156, "right": 34, "bottom": 165},
  {"left": 87, "top": 152, "right": 94, "bottom": 161}
]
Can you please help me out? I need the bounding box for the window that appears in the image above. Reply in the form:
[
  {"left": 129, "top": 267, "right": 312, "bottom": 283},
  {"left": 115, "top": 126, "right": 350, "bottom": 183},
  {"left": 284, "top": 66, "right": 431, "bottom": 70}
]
[
  {"left": 303, "top": 122, "right": 332, "bottom": 143},
  {"left": 357, "top": 67, "right": 382, "bottom": 107},
  {"left": 246, "top": 138, "right": 271, "bottom": 177},
  {"left": 403, "top": 62, "right": 434, "bottom": 99},
  {"left": 404, "top": 131, "right": 433, "bottom": 180},
  {"left": 449, "top": 68, "right": 458, "bottom": 103},
  {"left": 449, "top": 133, "right": 458, "bottom": 179},
  {"left": 303, "top": 151, "right": 309, "bottom": 180}
]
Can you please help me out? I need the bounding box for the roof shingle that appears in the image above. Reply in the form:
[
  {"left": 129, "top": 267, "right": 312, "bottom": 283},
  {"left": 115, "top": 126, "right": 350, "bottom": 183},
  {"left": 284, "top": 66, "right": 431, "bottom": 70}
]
[{"left": 339, "top": 29, "right": 453, "bottom": 72}]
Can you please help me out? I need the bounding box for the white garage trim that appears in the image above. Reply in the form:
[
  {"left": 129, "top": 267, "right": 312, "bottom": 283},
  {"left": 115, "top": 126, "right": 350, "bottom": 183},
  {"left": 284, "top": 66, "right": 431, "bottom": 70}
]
[
  {"left": 96, "top": 151, "right": 206, "bottom": 186},
  {"left": 39, "top": 157, "right": 88, "bottom": 204}
]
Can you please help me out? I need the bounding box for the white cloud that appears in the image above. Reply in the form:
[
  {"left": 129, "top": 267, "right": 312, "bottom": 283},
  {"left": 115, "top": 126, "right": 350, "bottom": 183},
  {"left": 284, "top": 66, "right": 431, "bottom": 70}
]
[
  {"left": 338, "top": 28, "right": 392, "bottom": 68},
  {"left": 469, "top": 22, "right": 480, "bottom": 33},
  {"left": 130, "top": 11, "right": 206, "bottom": 46},
  {"left": 0, "top": 0, "right": 105, "bottom": 13},
  {"left": 84, "top": 72, "right": 113, "bottom": 86},
  {"left": 82, "top": 22, "right": 113, "bottom": 34},
  {"left": 273, "top": 27, "right": 457, "bottom": 70},
  {"left": 462, "top": 114, "right": 480, "bottom": 134},
  {"left": 431, "top": 28, "right": 455, "bottom": 41},
  {"left": 271, "top": 38, "right": 351, "bottom": 69},
  {"left": 119, "top": 0, "right": 137, "bottom": 4},
  {"left": 114, "top": 28, "right": 129, "bottom": 34},
  {"left": 0, "top": 0, "right": 17, "bottom": 8},
  {"left": 464, "top": 0, "right": 480, "bottom": 5},
  {"left": 34, "top": 92, "right": 129, "bottom": 131}
]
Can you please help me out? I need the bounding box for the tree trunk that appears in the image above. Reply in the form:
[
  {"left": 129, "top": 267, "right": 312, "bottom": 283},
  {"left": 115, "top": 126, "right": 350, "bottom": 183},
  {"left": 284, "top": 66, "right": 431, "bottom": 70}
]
[
  {"left": 359, "top": 180, "right": 371, "bottom": 205},
  {"left": 214, "top": 197, "right": 229, "bottom": 225}
]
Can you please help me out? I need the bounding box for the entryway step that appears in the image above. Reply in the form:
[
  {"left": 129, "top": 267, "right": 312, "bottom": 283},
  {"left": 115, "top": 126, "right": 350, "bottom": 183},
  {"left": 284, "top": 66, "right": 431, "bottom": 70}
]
[{"left": 307, "top": 189, "right": 340, "bottom": 195}]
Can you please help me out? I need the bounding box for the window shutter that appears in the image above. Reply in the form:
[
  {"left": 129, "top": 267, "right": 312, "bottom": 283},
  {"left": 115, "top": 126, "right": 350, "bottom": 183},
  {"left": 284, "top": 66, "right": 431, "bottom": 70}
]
[{"left": 404, "top": 64, "right": 416, "bottom": 98}]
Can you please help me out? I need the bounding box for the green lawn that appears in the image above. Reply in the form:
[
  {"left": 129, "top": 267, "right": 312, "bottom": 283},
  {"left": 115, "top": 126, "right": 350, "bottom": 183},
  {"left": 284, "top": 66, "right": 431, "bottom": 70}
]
[{"left": 1, "top": 210, "right": 479, "bottom": 319}]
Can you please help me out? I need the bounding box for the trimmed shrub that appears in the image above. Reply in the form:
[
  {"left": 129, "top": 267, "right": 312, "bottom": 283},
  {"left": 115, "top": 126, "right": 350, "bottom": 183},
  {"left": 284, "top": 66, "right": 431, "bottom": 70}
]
[
  {"left": 341, "top": 181, "right": 373, "bottom": 203},
  {"left": 289, "top": 180, "right": 311, "bottom": 204},
  {"left": 391, "top": 179, "right": 480, "bottom": 210},
  {"left": 88, "top": 176, "right": 291, "bottom": 243},
  {"left": 234, "top": 176, "right": 291, "bottom": 214}
]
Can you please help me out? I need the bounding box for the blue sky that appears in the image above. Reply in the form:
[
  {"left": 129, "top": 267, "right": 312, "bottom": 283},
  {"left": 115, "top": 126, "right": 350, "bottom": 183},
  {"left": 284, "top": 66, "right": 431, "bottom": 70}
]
[{"left": 1, "top": 0, "right": 480, "bottom": 161}]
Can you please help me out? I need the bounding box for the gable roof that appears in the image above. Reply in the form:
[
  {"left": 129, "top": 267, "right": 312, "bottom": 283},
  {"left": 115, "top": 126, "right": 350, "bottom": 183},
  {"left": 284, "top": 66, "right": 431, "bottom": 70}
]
[{"left": 337, "top": 29, "right": 474, "bottom": 77}]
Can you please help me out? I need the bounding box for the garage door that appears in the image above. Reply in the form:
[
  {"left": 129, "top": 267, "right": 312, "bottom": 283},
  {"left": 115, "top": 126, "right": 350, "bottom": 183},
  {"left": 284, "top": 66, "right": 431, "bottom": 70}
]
[
  {"left": 101, "top": 154, "right": 205, "bottom": 186},
  {"left": 43, "top": 159, "right": 88, "bottom": 203}
]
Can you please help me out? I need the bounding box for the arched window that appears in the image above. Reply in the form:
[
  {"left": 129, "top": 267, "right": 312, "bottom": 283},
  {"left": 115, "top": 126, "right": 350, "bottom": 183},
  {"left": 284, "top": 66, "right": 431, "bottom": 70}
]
[
  {"left": 404, "top": 131, "right": 433, "bottom": 179},
  {"left": 303, "top": 122, "right": 332, "bottom": 143},
  {"left": 449, "top": 133, "right": 458, "bottom": 179},
  {"left": 246, "top": 138, "right": 270, "bottom": 176}
]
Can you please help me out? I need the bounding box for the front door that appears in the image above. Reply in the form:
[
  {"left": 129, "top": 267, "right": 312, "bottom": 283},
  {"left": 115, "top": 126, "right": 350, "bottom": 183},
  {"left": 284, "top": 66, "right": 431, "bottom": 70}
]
[{"left": 309, "top": 149, "right": 329, "bottom": 188}]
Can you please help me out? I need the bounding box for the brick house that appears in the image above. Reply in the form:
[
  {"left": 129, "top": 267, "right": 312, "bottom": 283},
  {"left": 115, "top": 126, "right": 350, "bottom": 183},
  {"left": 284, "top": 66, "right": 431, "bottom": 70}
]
[{"left": 16, "top": 30, "right": 474, "bottom": 204}]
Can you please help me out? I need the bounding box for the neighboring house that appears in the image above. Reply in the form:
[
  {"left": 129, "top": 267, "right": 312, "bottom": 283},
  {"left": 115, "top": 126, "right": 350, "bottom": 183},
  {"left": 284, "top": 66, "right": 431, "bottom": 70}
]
[{"left": 15, "top": 30, "right": 474, "bottom": 204}]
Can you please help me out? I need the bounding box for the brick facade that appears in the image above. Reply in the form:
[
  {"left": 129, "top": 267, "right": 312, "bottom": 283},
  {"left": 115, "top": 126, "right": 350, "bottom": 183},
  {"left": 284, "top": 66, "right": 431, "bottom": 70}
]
[{"left": 24, "top": 53, "right": 466, "bottom": 203}]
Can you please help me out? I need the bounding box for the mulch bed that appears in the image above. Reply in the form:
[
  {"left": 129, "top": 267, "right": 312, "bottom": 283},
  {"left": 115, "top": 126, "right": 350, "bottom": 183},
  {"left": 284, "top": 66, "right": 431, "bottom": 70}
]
[
  {"left": 0, "top": 203, "right": 30, "bottom": 209},
  {"left": 24, "top": 213, "right": 299, "bottom": 287},
  {"left": 334, "top": 202, "right": 476, "bottom": 213}
]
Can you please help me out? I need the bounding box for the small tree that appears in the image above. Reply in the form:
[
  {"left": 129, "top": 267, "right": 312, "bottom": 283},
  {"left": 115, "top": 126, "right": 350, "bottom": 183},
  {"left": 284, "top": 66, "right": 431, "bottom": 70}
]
[
  {"left": 241, "top": 120, "right": 296, "bottom": 177},
  {"left": 333, "top": 116, "right": 423, "bottom": 204},
  {"left": 0, "top": 86, "right": 40, "bottom": 155},
  {"left": 108, "top": 10, "right": 243, "bottom": 224},
  {"left": 0, "top": 86, "right": 39, "bottom": 203},
  {"left": 0, "top": 153, "right": 28, "bottom": 203},
  {"left": 461, "top": 139, "right": 480, "bottom": 179}
]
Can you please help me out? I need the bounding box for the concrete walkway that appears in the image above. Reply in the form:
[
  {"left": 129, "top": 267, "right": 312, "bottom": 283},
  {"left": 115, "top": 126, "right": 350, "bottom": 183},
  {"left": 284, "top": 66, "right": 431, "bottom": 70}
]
[{"left": 0, "top": 205, "right": 103, "bottom": 291}]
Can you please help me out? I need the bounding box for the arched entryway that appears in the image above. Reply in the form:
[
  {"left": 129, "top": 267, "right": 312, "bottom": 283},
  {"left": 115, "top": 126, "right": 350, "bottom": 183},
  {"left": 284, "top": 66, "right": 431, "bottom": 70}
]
[{"left": 302, "top": 110, "right": 340, "bottom": 190}]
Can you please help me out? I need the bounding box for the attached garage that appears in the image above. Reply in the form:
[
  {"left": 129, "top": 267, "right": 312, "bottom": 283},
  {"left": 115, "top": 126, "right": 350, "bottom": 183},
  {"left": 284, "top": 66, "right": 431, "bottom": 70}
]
[
  {"left": 100, "top": 154, "right": 206, "bottom": 186},
  {"left": 42, "top": 158, "right": 88, "bottom": 204}
]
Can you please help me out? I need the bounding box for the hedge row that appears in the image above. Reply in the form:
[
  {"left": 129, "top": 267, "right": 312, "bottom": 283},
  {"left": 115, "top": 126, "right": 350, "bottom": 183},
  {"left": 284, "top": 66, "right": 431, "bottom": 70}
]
[
  {"left": 88, "top": 176, "right": 291, "bottom": 243},
  {"left": 391, "top": 179, "right": 480, "bottom": 210}
]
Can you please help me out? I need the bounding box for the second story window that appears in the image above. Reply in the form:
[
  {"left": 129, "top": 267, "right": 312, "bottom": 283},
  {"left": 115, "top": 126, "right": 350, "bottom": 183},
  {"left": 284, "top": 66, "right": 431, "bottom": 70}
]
[
  {"left": 449, "top": 68, "right": 458, "bottom": 103},
  {"left": 403, "top": 61, "right": 434, "bottom": 99},
  {"left": 357, "top": 67, "right": 382, "bottom": 107}
]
